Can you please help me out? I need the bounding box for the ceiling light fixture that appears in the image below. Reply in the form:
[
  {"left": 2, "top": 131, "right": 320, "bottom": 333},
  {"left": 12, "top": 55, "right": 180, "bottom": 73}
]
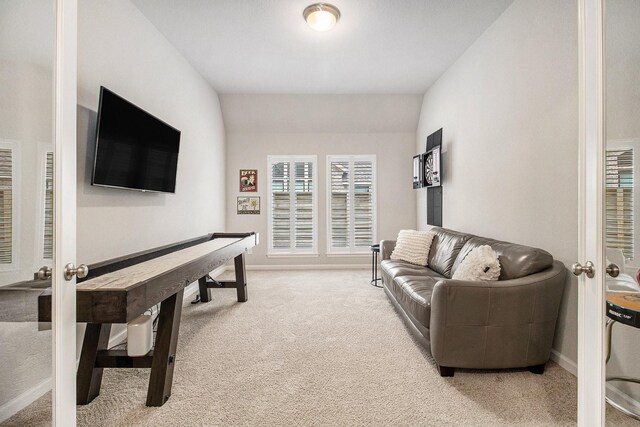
[{"left": 303, "top": 3, "right": 341, "bottom": 32}]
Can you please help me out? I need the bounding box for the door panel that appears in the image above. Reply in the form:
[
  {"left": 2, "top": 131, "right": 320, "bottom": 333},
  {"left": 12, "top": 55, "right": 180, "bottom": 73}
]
[
  {"left": 578, "top": 0, "right": 606, "bottom": 425},
  {"left": 0, "top": 1, "right": 56, "bottom": 423},
  {"left": 52, "top": 0, "right": 78, "bottom": 424},
  {"left": 0, "top": 0, "right": 77, "bottom": 425}
]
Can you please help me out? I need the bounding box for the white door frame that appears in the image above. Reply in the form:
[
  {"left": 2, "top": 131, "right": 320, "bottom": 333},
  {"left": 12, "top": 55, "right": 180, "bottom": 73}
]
[
  {"left": 577, "top": 0, "right": 606, "bottom": 425},
  {"left": 52, "top": 0, "right": 77, "bottom": 425}
]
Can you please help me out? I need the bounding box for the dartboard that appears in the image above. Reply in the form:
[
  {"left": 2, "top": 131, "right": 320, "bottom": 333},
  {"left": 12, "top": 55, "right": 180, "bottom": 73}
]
[{"left": 424, "top": 152, "right": 434, "bottom": 185}]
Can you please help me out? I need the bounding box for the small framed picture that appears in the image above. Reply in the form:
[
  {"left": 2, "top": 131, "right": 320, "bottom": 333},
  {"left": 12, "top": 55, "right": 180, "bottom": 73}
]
[
  {"left": 240, "top": 169, "right": 258, "bottom": 192},
  {"left": 237, "top": 196, "right": 260, "bottom": 214}
]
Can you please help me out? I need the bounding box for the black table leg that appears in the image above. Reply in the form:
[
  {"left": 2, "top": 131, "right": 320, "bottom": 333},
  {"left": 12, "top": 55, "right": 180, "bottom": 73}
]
[
  {"left": 370, "top": 246, "right": 382, "bottom": 288},
  {"left": 77, "top": 323, "right": 112, "bottom": 404},
  {"left": 235, "top": 252, "right": 248, "bottom": 302},
  {"left": 198, "top": 276, "right": 212, "bottom": 303},
  {"left": 146, "top": 289, "right": 184, "bottom": 406},
  {"left": 371, "top": 250, "right": 375, "bottom": 282}
]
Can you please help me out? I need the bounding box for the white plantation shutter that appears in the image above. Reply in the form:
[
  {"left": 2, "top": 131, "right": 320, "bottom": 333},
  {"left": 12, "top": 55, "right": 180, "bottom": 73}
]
[
  {"left": 0, "top": 148, "right": 13, "bottom": 264},
  {"left": 43, "top": 152, "right": 54, "bottom": 259},
  {"left": 354, "top": 160, "right": 374, "bottom": 247},
  {"left": 268, "top": 156, "right": 317, "bottom": 253},
  {"left": 330, "top": 161, "right": 350, "bottom": 248},
  {"left": 328, "top": 155, "right": 376, "bottom": 253},
  {"left": 271, "top": 162, "right": 291, "bottom": 249},
  {"left": 606, "top": 148, "right": 634, "bottom": 259},
  {"left": 294, "top": 161, "right": 314, "bottom": 248}
]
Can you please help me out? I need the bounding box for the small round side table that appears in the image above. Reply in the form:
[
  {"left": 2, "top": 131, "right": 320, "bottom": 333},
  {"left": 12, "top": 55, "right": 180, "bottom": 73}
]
[
  {"left": 606, "top": 292, "right": 640, "bottom": 421},
  {"left": 370, "top": 244, "right": 383, "bottom": 288}
]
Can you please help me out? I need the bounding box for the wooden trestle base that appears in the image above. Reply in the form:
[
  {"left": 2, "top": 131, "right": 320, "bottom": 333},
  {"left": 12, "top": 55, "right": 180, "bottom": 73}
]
[
  {"left": 77, "top": 289, "right": 188, "bottom": 407},
  {"left": 41, "top": 232, "right": 257, "bottom": 407},
  {"left": 198, "top": 252, "right": 248, "bottom": 303}
]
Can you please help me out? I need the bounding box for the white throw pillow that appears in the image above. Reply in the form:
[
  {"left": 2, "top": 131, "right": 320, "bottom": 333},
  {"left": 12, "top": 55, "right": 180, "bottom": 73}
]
[
  {"left": 452, "top": 245, "right": 501, "bottom": 281},
  {"left": 390, "top": 230, "right": 436, "bottom": 266}
]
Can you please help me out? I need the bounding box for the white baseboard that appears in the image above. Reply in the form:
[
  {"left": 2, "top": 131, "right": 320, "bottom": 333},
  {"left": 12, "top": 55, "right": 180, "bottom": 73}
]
[
  {"left": 0, "top": 378, "right": 51, "bottom": 424},
  {"left": 108, "top": 327, "right": 129, "bottom": 348},
  {"left": 246, "top": 264, "right": 369, "bottom": 271},
  {"left": 550, "top": 348, "right": 577, "bottom": 376}
]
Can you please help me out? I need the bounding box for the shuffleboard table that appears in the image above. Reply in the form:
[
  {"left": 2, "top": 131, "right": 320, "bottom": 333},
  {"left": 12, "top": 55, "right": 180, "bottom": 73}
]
[{"left": 38, "top": 232, "right": 257, "bottom": 407}]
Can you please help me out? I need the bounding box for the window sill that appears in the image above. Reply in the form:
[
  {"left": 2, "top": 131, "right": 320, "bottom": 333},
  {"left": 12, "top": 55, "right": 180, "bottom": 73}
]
[
  {"left": 326, "top": 253, "right": 370, "bottom": 257},
  {"left": 267, "top": 253, "right": 319, "bottom": 258}
]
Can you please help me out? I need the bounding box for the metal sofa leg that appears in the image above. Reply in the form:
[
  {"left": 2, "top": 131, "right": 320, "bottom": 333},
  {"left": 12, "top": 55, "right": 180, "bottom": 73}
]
[
  {"left": 528, "top": 363, "right": 546, "bottom": 375},
  {"left": 437, "top": 364, "right": 455, "bottom": 377}
]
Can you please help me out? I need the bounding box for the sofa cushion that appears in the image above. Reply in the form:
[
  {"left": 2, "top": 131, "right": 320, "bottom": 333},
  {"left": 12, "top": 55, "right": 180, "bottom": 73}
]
[
  {"left": 427, "top": 228, "right": 473, "bottom": 278},
  {"left": 380, "top": 260, "right": 444, "bottom": 281},
  {"left": 394, "top": 275, "right": 439, "bottom": 329},
  {"left": 380, "top": 260, "right": 443, "bottom": 302},
  {"left": 452, "top": 245, "right": 501, "bottom": 281},
  {"left": 390, "top": 229, "right": 436, "bottom": 266},
  {"left": 452, "top": 237, "right": 553, "bottom": 280}
]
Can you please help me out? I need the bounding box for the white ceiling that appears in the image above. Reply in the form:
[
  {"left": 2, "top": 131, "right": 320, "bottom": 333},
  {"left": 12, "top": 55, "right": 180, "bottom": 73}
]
[{"left": 131, "top": 0, "right": 514, "bottom": 94}]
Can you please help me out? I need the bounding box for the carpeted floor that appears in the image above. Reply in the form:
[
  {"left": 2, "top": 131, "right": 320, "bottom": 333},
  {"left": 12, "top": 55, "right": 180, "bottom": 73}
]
[{"left": 3, "top": 270, "right": 637, "bottom": 426}]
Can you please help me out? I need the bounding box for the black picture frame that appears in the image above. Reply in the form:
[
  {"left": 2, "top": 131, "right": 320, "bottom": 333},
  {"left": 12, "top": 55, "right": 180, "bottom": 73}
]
[{"left": 413, "top": 154, "right": 424, "bottom": 189}]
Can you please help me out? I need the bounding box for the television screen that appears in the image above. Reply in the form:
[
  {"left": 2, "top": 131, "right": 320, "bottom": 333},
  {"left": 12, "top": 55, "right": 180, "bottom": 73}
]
[{"left": 92, "top": 87, "right": 181, "bottom": 193}]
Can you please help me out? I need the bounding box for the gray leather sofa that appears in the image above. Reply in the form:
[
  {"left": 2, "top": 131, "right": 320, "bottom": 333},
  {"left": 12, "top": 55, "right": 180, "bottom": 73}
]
[{"left": 380, "top": 227, "right": 566, "bottom": 377}]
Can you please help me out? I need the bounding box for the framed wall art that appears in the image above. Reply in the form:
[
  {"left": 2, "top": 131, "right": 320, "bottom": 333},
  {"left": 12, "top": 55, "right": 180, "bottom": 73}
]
[
  {"left": 240, "top": 169, "right": 258, "bottom": 192},
  {"left": 237, "top": 196, "right": 260, "bottom": 214}
]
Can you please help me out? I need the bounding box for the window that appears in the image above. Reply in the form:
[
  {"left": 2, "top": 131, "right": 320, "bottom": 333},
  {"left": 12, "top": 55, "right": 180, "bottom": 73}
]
[
  {"left": 0, "top": 144, "right": 15, "bottom": 266},
  {"left": 268, "top": 155, "right": 317, "bottom": 254},
  {"left": 42, "top": 151, "right": 53, "bottom": 260},
  {"left": 327, "top": 155, "right": 376, "bottom": 254},
  {"left": 606, "top": 148, "right": 634, "bottom": 259}
]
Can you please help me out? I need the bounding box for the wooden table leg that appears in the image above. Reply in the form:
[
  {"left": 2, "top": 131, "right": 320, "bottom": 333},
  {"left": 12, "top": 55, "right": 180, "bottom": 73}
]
[
  {"left": 146, "top": 289, "right": 184, "bottom": 406},
  {"left": 235, "top": 252, "right": 247, "bottom": 302},
  {"left": 77, "top": 323, "right": 112, "bottom": 404},
  {"left": 198, "top": 276, "right": 211, "bottom": 303}
]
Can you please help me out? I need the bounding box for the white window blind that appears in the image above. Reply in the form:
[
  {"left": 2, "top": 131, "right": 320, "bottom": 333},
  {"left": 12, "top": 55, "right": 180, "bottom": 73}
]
[
  {"left": 0, "top": 148, "right": 13, "bottom": 264},
  {"left": 43, "top": 152, "right": 53, "bottom": 259},
  {"left": 606, "top": 148, "right": 634, "bottom": 259},
  {"left": 268, "top": 156, "right": 317, "bottom": 254},
  {"left": 328, "top": 155, "right": 376, "bottom": 253}
]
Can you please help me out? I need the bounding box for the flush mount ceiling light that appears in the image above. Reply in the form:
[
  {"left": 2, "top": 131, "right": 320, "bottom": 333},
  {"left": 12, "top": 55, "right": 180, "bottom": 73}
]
[{"left": 303, "top": 3, "right": 341, "bottom": 32}]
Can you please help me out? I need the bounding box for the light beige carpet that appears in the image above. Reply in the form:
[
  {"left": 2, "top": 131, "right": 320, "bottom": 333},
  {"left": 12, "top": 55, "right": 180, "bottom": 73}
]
[{"left": 3, "top": 270, "right": 637, "bottom": 426}]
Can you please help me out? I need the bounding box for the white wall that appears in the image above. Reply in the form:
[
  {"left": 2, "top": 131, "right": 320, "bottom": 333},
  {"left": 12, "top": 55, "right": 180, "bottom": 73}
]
[
  {"left": 223, "top": 95, "right": 420, "bottom": 267},
  {"left": 76, "top": 0, "right": 226, "bottom": 263},
  {"left": 416, "top": 0, "right": 579, "bottom": 364}
]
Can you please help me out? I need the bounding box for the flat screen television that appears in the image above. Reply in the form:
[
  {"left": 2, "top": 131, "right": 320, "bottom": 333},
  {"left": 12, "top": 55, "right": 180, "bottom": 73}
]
[{"left": 92, "top": 86, "right": 181, "bottom": 193}]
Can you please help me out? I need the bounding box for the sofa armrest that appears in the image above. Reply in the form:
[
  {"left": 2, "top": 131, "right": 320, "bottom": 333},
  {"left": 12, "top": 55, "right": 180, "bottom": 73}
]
[
  {"left": 429, "top": 260, "right": 567, "bottom": 368},
  {"left": 380, "top": 240, "right": 396, "bottom": 261}
]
